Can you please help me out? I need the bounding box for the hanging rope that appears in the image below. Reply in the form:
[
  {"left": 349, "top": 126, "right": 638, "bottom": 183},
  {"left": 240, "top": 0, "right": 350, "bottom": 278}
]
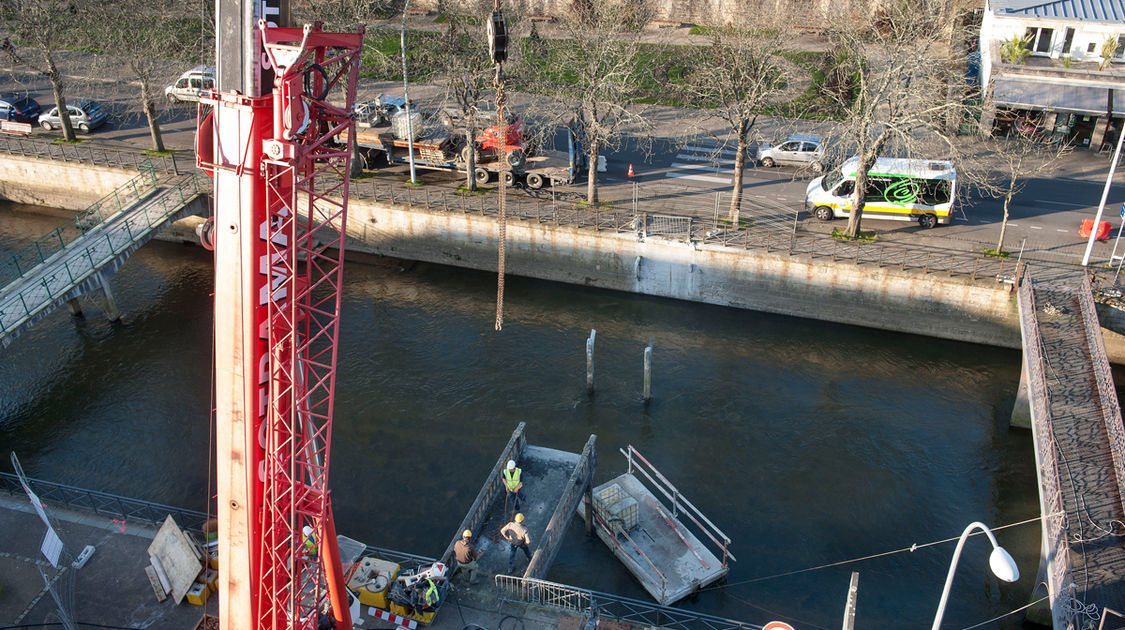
[{"left": 492, "top": 7, "right": 508, "bottom": 332}]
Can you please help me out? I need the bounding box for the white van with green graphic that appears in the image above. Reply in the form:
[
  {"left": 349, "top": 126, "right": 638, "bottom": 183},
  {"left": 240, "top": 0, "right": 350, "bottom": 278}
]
[{"left": 805, "top": 157, "right": 956, "bottom": 229}]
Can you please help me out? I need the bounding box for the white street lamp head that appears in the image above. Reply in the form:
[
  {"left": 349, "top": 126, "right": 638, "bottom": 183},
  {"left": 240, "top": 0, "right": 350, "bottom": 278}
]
[{"left": 989, "top": 546, "right": 1019, "bottom": 583}]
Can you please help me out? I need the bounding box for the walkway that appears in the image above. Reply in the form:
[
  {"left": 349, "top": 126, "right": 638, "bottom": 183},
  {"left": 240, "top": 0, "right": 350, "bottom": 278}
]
[
  {"left": 1018, "top": 266, "right": 1125, "bottom": 628},
  {"left": 0, "top": 169, "right": 207, "bottom": 348}
]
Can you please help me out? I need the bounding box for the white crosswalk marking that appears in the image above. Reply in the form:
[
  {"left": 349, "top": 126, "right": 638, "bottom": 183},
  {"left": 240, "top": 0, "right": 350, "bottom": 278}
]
[{"left": 666, "top": 144, "right": 739, "bottom": 185}]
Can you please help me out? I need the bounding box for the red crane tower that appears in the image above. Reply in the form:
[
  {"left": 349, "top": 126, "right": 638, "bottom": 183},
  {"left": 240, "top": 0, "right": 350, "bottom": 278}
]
[{"left": 198, "top": 14, "right": 364, "bottom": 630}]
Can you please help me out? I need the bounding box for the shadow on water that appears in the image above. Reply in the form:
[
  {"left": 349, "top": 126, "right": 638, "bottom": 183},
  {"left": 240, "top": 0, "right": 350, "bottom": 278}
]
[{"left": 0, "top": 201, "right": 1040, "bottom": 629}]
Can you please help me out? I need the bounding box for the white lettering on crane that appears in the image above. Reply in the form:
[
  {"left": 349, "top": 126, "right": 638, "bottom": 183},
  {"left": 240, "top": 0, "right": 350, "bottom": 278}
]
[{"left": 256, "top": 203, "right": 291, "bottom": 483}]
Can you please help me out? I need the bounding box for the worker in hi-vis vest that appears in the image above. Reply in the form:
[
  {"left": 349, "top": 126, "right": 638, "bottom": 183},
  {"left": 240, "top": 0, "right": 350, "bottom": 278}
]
[
  {"left": 501, "top": 459, "right": 525, "bottom": 511},
  {"left": 301, "top": 525, "right": 317, "bottom": 558}
]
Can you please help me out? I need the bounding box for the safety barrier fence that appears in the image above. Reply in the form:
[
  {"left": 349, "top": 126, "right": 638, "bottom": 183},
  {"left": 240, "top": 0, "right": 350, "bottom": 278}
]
[
  {"left": 0, "top": 172, "right": 205, "bottom": 335},
  {"left": 494, "top": 575, "right": 761, "bottom": 630},
  {"left": 1, "top": 163, "right": 159, "bottom": 291},
  {"left": 0, "top": 135, "right": 181, "bottom": 173},
  {"left": 1016, "top": 272, "right": 1078, "bottom": 630}
]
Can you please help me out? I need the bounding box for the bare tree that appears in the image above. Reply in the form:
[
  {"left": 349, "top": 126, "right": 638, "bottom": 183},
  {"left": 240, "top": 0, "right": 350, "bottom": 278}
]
[
  {"left": 818, "top": 0, "right": 976, "bottom": 237},
  {"left": 680, "top": 8, "right": 798, "bottom": 224},
  {"left": 974, "top": 131, "right": 1072, "bottom": 255},
  {"left": 95, "top": 0, "right": 203, "bottom": 152},
  {"left": 3, "top": 0, "right": 83, "bottom": 141},
  {"left": 533, "top": 0, "right": 656, "bottom": 204},
  {"left": 433, "top": 10, "right": 494, "bottom": 191}
]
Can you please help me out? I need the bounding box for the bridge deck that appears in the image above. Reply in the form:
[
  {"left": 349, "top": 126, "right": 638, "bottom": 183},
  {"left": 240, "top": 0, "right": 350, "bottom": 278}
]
[
  {"left": 1023, "top": 268, "right": 1125, "bottom": 625},
  {"left": 0, "top": 174, "right": 203, "bottom": 347}
]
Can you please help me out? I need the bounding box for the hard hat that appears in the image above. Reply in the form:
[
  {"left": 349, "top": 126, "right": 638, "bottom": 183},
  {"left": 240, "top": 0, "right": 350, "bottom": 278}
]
[
  {"left": 462, "top": 529, "right": 472, "bottom": 538},
  {"left": 302, "top": 525, "right": 313, "bottom": 537},
  {"left": 507, "top": 460, "right": 516, "bottom": 470},
  {"left": 515, "top": 513, "right": 524, "bottom": 523}
]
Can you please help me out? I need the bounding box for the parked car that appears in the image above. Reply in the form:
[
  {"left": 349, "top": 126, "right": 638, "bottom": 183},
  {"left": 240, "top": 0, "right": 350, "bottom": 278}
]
[
  {"left": 0, "top": 94, "right": 41, "bottom": 124},
  {"left": 756, "top": 134, "right": 826, "bottom": 171},
  {"left": 354, "top": 94, "right": 406, "bottom": 127},
  {"left": 38, "top": 99, "right": 107, "bottom": 133},
  {"left": 165, "top": 65, "right": 215, "bottom": 104}
]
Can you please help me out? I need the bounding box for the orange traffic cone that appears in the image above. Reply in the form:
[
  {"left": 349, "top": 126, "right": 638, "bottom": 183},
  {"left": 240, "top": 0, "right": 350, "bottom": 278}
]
[{"left": 627, "top": 163, "right": 635, "bottom": 177}]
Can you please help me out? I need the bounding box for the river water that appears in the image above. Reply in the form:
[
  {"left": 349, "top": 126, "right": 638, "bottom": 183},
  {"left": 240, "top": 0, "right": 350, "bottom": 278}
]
[{"left": 0, "top": 202, "right": 1042, "bottom": 629}]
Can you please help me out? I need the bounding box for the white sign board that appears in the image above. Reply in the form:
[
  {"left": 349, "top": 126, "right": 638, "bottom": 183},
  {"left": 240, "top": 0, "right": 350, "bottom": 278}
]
[{"left": 41, "top": 527, "right": 63, "bottom": 568}]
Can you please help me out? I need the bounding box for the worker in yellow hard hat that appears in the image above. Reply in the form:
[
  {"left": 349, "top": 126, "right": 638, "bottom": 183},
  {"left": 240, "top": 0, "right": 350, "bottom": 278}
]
[
  {"left": 500, "top": 513, "right": 532, "bottom": 575},
  {"left": 501, "top": 459, "right": 525, "bottom": 512},
  {"left": 453, "top": 529, "right": 482, "bottom": 585}
]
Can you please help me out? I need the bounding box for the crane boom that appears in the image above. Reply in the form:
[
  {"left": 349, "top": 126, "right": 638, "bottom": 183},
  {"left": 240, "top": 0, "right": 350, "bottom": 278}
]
[{"left": 201, "top": 18, "right": 364, "bottom": 630}]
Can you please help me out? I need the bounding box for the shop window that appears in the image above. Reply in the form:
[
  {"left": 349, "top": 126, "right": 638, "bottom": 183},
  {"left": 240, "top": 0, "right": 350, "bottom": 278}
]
[
  {"left": 1025, "top": 27, "right": 1054, "bottom": 54},
  {"left": 1063, "top": 28, "right": 1075, "bottom": 56},
  {"left": 1089, "top": 42, "right": 1098, "bottom": 54}
]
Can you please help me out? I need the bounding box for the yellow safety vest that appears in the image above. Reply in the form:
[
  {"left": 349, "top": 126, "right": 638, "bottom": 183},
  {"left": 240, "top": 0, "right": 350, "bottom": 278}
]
[
  {"left": 503, "top": 467, "right": 522, "bottom": 492},
  {"left": 423, "top": 579, "right": 439, "bottom": 607},
  {"left": 303, "top": 531, "right": 317, "bottom": 556}
]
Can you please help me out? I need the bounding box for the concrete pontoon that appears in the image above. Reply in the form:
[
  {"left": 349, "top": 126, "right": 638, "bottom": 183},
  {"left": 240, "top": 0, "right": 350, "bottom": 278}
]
[
  {"left": 577, "top": 446, "right": 735, "bottom": 605},
  {"left": 441, "top": 423, "right": 597, "bottom": 581}
]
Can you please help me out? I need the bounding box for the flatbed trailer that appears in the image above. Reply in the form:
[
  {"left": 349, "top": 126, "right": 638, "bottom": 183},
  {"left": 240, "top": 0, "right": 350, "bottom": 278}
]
[{"left": 350, "top": 126, "right": 579, "bottom": 189}]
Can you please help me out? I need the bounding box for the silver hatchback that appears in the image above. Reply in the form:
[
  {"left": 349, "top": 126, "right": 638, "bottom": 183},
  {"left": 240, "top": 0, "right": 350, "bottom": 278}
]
[
  {"left": 757, "top": 134, "right": 825, "bottom": 171},
  {"left": 38, "top": 98, "right": 107, "bottom": 133}
]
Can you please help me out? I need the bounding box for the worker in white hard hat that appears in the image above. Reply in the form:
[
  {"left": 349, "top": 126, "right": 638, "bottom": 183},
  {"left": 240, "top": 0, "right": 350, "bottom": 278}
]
[
  {"left": 453, "top": 529, "right": 482, "bottom": 585},
  {"left": 302, "top": 525, "right": 317, "bottom": 558},
  {"left": 500, "top": 513, "right": 532, "bottom": 575},
  {"left": 501, "top": 459, "right": 525, "bottom": 512}
]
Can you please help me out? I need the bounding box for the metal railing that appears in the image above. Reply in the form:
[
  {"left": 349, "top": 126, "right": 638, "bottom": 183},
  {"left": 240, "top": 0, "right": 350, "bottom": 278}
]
[
  {"left": 1016, "top": 272, "right": 1078, "bottom": 630},
  {"left": 342, "top": 177, "right": 1039, "bottom": 285},
  {"left": 0, "top": 172, "right": 206, "bottom": 335},
  {"left": 1, "top": 163, "right": 158, "bottom": 290},
  {"left": 495, "top": 575, "right": 761, "bottom": 630},
  {"left": 0, "top": 472, "right": 212, "bottom": 532},
  {"left": 0, "top": 135, "right": 182, "bottom": 174},
  {"left": 622, "top": 445, "right": 735, "bottom": 567}
]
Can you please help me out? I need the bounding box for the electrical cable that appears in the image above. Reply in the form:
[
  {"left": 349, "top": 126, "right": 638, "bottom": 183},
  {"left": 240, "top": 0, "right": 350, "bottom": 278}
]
[
  {"left": 498, "top": 614, "right": 523, "bottom": 630},
  {"left": 0, "top": 623, "right": 139, "bottom": 630},
  {"left": 956, "top": 594, "right": 1050, "bottom": 630},
  {"left": 697, "top": 514, "right": 1049, "bottom": 593}
]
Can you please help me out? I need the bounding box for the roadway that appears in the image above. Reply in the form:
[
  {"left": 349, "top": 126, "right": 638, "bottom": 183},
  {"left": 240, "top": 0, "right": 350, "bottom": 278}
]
[{"left": 7, "top": 54, "right": 1125, "bottom": 267}]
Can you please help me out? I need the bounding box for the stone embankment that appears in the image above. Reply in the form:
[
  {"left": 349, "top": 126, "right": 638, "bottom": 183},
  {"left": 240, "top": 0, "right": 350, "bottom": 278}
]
[{"left": 6, "top": 154, "right": 1125, "bottom": 362}]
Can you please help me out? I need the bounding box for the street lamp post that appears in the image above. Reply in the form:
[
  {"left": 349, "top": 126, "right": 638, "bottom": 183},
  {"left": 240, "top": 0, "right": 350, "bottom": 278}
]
[
  {"left": 400, "top": 0, "right": 417, "bottom": 184},
  {"left": 931, "top": 522, "right": 1020, "bottom": 630}
]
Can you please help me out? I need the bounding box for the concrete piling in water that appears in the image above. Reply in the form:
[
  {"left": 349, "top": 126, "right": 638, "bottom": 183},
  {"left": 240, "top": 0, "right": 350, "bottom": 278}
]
[
  {"left": 643, "top": 340, "right": 653, "bottom": 403},
  {"left": 96, "top": 271, "right": 121, "bottom": 322},
  {"left": 586, "top": 329, "right": 596, "bottom": 396},
  {"left": 66, "top": 297, "right": 84, "bottom": 317}
]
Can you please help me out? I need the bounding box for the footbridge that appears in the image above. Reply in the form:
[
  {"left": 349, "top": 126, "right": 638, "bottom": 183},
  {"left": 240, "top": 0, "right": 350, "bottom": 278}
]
[
  {"left": 0, "top": 166, "right": 207, "bottom": 348},
  {"left": 1018, "top": 267, "right": 1125, "bottom": 628}
]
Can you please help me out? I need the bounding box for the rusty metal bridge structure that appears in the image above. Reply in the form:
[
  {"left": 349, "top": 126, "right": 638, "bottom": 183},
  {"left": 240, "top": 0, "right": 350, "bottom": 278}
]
[{"left": 1018, "top": 266, "right": 1125, "bottom": 629}]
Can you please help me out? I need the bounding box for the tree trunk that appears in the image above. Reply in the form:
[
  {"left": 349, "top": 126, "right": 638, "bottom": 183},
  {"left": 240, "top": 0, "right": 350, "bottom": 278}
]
[
  {"left": 141, "top": 79, "right": 165, "bottom": 153},
  {"left": 846, "top": 170, "right": 867, "bottom": 237},
  {"left": 465, "top": 125, "right": 476, "bottom": 191},
  {"left": 728, "top": 118, "right": 749, "bottom": 224},
  {"left": 586, "top": 140, "right": 599, "bottom": 204},
  {"left": 45, "top": 55, "right": 75, "bottom": 142},
  {"left": 996, "top": 186, "right": 1015, "bottom": 254}
]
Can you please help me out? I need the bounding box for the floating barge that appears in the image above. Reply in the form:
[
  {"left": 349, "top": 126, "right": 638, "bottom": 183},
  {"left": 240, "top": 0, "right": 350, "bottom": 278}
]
[
  {"left": 578, "top": 446, "right": 735, "bottom": 605},
  {"left": 441, "top": 422, "right": 597, "bottom": 580}
]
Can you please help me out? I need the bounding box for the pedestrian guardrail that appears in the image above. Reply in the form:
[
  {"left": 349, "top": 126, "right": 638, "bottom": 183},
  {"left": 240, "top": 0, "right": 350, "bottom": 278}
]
[
  {"left": 1, "top": 163, "right": 159, "bottom": 290},
  {"left": 494, "top": 575, "right": 761, "bottom": 630},
  {"left": 0, "top": 172, "right": 206, "bottom": 336},
  {"left": 0, "top": 471, "right": 212, "bottom": 532},
  {"left": 0, "top": 135, "right": 182, "bottom": 174},
  {"left": 343, "top": 178, "right": 1052, "bottom": 285}
]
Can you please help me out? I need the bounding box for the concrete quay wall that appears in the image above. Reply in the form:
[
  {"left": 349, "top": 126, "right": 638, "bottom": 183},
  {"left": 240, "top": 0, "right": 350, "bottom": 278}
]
[
  {"left": 0, "top": 155, "right": 140, "bottom": 208},
  {"left": 346, "top": 198, "right": 1024, "bottom": 351}
]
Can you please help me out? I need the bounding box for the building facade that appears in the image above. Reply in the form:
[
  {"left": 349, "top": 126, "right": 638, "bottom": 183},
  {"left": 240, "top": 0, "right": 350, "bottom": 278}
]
[{"left": 980, "top": 0, "right": 1125, "bottom": 150}]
